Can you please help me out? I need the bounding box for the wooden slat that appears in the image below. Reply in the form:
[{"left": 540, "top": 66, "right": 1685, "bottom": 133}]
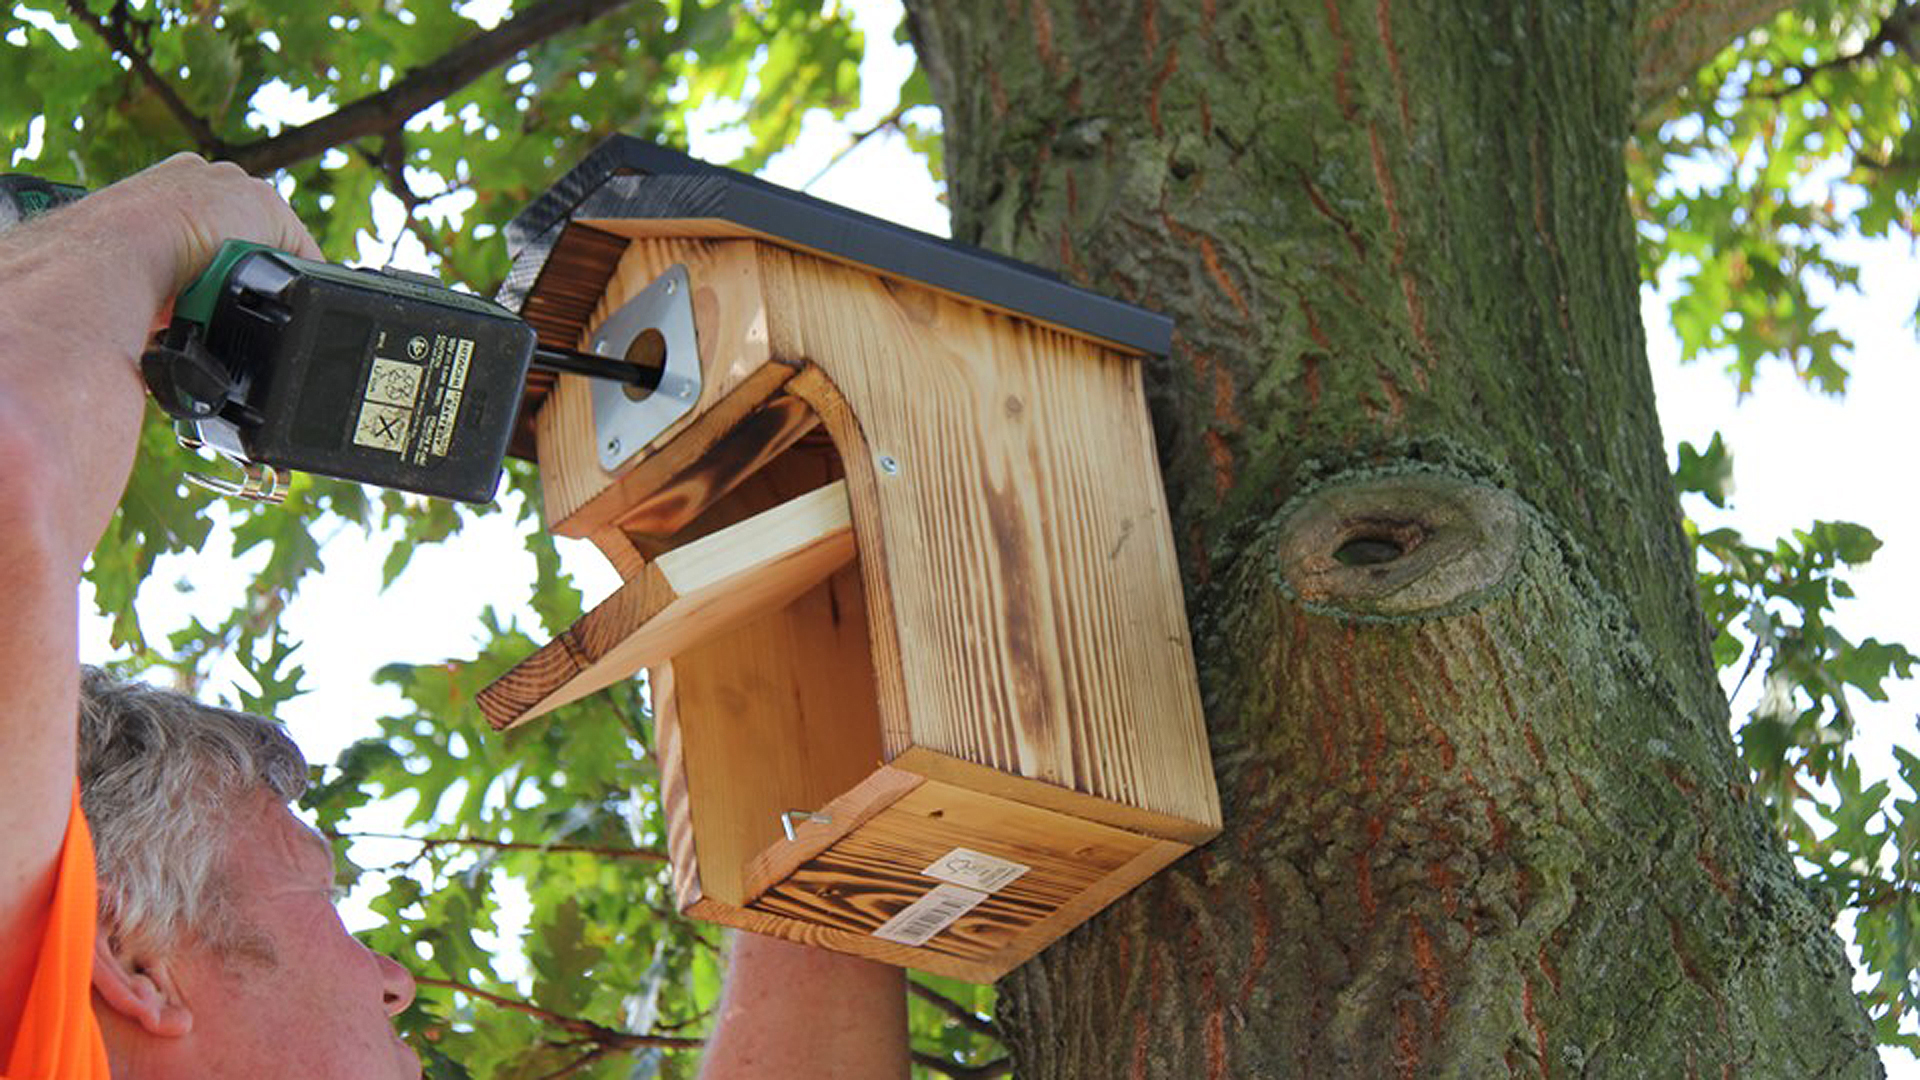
[
  {"left": 619, "top": 425, "right": 843, "bottom": 560},
  {"left": 476, "top": 481, "right": 855, "bottom": 729},
  {"left": 757, "top": 247, "right": 1221, "bottom": 832},
  {"left": 890, "top": 746, "right": 1219, "bottom": 845}
]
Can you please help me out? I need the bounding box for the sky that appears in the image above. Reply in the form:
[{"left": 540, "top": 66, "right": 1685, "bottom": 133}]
[{"left": 44, "top": 0, "right": 1920, "bottom": 1067}]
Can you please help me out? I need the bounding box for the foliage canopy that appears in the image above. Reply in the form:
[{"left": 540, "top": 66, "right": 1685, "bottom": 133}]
[{"left": 3, "top": 0, "right": 1916, "bottom": 1072}]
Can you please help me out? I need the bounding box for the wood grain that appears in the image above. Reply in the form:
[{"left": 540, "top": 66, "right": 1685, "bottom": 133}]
[
  {"left": 536, "top": 238, "right": 789, "bottom": 534},
  {"left": 746, "top": 780, "right": 1165, "bottom": 967},
  {"left": 576, "top": 216, "right": 1157, "bottom": 356},
  {"left": 681, "top": 897, "right": 1003, "bottom": 984},
  {"left": 610, "top": 394, "right": 824, "bottom": 548},
  {"left": 670, "top": 563, "right": 883, "bottom": 905},
  {"left": 476, "top": 482, "right": 854, "bottom": 729},
  {"left": 758, "top": 247, "right": 1220, "bottom": 832},
  {"left": 587, "top": 525, "right": 649, "bottom": 580},
  {"left": 890, "top": 746, "right": 1219, "bottom": 844},
  {"left": 779, "top": 364, "right": 917, "bottom": 760},
  {"left": 738, "top": 765, "right": 926, "bottom": 901},
  {"left": 509, "top": 222, "right": 629, "bottom": 460},
  {"left": 652, "top": 660, "right": 704, "bottom": 914}
]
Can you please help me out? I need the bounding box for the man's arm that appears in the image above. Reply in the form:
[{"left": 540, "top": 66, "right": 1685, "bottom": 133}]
[
  {"left": 698, "top": 933, "right": 910, "bottom": 1079},
  {"left": 0, "top": 155, "right": 319, "bottom": 1031}
]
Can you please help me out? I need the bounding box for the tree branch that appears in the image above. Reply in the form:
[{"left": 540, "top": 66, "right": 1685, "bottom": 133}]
[
  {"left": 325, "top": 828, "right": 668, "bottom": 863},
  {"left": 910, "top": 1052, "right": 1013, "bottom": 1079},
  {"left": 415, "top": 976, "right": 705, "bottom": 1052},
  {"left": 800, "top": 100, "right": 927, "bottom": 190},
  {"left": 414, "top": 976, "right": 1007, "bottom": 1076},
  {"left": 907, "top": 978, "right": 1001, "bottom": 1039},
  {"left": 1754, "top": 0, "right": 1920, "bottom": 99},
  {"left": 1632, "top": 0, "right": 1798, "bottom": 120},
  {"left": 532, "top": 1045, "right": 615, "bottom": 1080},
  {"left": 224, "top": 0, "right": 639, "bottom": 175},
  {"left": 64, "top": 0, "right": 226, "bottom": 156}
]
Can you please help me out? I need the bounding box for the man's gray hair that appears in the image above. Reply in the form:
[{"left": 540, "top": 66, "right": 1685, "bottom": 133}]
[{"left": 77, "top": 666, "right": 309, "bottom": 954}]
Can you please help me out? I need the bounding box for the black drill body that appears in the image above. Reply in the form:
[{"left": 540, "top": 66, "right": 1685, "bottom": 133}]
[{"left": 2, "top": 175, "right": 656, "bottom": 504}]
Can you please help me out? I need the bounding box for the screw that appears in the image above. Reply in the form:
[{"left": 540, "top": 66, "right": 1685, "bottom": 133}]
[
  {"left": 665, "top": 279, "right": 677, "bottom": 295},
  {"left": 780, "top": 809, "right": 832, "bottom": 841},
  {"left": 877, "top": 454, "right": 900, "bottom": 475},
  {"left": 606, "top": 436, "right": 622, "bottom": 456}
]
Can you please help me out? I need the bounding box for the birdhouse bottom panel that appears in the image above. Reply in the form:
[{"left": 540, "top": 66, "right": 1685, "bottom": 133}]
[{"left": 742, "top": 780, "right": 1191, "bottom": 977}]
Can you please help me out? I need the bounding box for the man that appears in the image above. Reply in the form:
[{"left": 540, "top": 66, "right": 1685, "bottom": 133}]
[{"left": 0, "top": 155, "right": 908, "bottom": 1078}]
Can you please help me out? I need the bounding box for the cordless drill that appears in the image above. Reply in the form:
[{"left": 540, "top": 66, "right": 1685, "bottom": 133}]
[{"left": 0, "top": 173, "right": 653, "bottom": 504}]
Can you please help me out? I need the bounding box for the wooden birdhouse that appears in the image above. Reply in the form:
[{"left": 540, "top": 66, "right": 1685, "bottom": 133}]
[{"left": 479, "top": 138, "right": 1219, "bottom": 983}]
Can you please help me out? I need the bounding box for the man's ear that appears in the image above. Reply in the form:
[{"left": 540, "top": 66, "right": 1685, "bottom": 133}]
[{"left": 92, "top": 930, "right": 193, "bottom": 1038}]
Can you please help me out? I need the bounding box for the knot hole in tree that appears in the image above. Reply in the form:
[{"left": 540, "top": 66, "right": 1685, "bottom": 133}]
[{"left": 1272, "top": 470, "right": 1527, "bottom": 619}]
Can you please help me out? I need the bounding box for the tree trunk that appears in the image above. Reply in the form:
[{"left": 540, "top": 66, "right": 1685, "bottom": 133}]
[{"left": 901, "top": 1, "right": 1880, "bottom": 1076}]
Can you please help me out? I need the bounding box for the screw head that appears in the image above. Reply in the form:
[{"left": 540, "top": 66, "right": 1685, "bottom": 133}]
[
  {"left": 605, "top": 436, "right": 622, "bottom": 455},
  {"left": 877, "top": 454, "right": 900, "bottom": 475}
]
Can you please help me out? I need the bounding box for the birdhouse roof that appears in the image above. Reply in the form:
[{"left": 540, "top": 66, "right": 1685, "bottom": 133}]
[{"left": 498, "top": 136, "right": 1172, "bottom": 458}]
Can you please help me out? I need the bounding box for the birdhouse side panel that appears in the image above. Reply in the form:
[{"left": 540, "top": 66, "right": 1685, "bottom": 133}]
[{"left": 756, "top": 247, "right": 1218, "bottom": 832}]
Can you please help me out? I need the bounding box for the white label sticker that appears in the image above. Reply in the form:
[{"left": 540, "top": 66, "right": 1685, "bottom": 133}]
[
  {"left": 365, "top": 357, "right": 423, "bottom": 408},
  {"left": 430, "top": 389, "right": 462, "bottom": 457},
  {"left": 872, "top": 884, "right": 987, "bottom": 947},
  {"left": 352, "top": 401, "right": 411, "bottom": 453},
  {"left": 449, "top": 338, "right": 473, "bottom": 389},
  {"left": 922, "top": 848, "right": 1029, "bottom": 893}
]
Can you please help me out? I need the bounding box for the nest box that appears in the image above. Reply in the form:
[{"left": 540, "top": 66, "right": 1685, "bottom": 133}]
[{"left": 478, "top": 138, "right": 1219, "bottom": 982}]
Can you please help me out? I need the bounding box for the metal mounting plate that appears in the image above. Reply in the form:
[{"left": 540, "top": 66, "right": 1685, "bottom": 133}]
[{"left": 591, "top": 263, "right": 702, "bottom": 471}]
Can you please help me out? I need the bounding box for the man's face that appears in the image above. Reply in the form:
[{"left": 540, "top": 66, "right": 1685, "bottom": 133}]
[{"left": 168, "top": 794, "right": 420, "bottom": 1079}]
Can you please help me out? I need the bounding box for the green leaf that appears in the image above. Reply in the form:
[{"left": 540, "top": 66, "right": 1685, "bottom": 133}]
[{"left": 1674, "top": 433, "right": 1735, "bottom": 507}]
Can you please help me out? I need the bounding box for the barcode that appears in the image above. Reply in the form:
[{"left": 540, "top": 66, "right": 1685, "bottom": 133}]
[{"left": 872, "top": 883, "right": 988, "bottom": 947}]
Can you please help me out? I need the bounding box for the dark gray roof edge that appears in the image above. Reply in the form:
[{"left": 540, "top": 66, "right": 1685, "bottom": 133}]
[{"left": 505, "top": 135, "right": 1174, "bottom": 357}]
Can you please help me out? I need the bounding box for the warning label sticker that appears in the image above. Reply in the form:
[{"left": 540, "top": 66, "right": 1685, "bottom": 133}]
[
  {"left": 872, "top": 883, "right": 988, "bottom": 947},
  {"left": 364, "top": 357, "right": 422, "bottom": 408},
  {"left": 354, "top": 334, "right": 475, "bottom": 459},
  {"left": 353, "top": 401, "right": 411, "bottom": 453}
]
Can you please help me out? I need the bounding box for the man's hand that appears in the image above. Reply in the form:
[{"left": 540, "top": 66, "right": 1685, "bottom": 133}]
[
  {"left": 0, "top": 153, "right": 318, "bottom": 1038},
  {"left": 92, "top": 153, "right": 325, "bottom": 299},
  {"left": 0, "top": 153, "right": 320, "bottom": 561}
]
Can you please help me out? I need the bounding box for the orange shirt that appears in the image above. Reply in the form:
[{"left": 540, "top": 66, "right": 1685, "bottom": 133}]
[{"left": 2, "top": 790, "right": 109, "bottom": 1078}]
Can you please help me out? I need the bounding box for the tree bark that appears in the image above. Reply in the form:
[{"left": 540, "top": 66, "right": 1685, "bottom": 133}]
[{"left": 901, "top": 1, "right": 1879, "bottom": 1076}]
